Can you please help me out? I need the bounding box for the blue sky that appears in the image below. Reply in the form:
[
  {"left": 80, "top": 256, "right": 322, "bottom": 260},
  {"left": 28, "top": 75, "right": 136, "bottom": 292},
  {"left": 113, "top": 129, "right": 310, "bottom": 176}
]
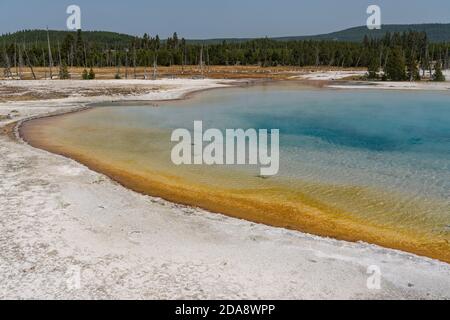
[{"left": 1, "top": 0, "right": 449, "bottom": 38}]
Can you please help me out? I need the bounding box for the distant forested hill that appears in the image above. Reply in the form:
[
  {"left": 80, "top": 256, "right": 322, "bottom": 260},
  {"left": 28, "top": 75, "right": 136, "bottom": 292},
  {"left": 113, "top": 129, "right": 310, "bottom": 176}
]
[
  {"left": 0, "top": 30, "right": 135, "bottom": 48},
  {"left": 274, "top": 24, "right": 450, "bottom": 43},
  {"left": 194, "top": 24, "right": 450, "bottom": 44},
  {"left": 1, "top": 24, "right": 450, "bottom": 46}
]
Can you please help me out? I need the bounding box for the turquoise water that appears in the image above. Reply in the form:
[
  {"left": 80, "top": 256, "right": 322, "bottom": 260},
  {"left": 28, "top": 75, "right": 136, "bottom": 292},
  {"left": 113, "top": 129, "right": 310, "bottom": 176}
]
[{"left": 107, "top": 84, "right": 450, "bottom": 203}]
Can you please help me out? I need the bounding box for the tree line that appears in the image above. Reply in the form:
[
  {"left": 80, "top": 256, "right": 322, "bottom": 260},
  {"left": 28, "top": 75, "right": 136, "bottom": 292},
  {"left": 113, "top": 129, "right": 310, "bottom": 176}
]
[
  {"left": 365, "top": 31, "right": 448, "bottom": 81},
  {"left": 1, "top": 29, "right": 448, "bottom": 80}
]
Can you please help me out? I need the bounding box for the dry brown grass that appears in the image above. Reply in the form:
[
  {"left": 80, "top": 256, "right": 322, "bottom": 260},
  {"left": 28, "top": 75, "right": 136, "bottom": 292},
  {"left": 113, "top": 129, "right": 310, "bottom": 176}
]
[{"left": 0, "top": 65, "right": 364, "bottom": 80}]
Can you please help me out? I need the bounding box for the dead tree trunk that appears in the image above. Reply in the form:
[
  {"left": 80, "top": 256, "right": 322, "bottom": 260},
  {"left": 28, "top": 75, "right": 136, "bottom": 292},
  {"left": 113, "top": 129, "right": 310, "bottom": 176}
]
[
  {"left": 2, "top": 44, "right": 12, "bottom": 79},
  {"left": 23, "top": 44, "right": 37, "bottom": 80},
  {"left": 199, "top": 45, "right": 204, "bottom": 77},
  {"left": 46, "top": 28, "right": 54, "bottom": 79},
  {"left": 125, "top": 49, "right": 129, "bottom": 79},
  {"left": 153, "top": 51, "right": 158, "bottom": 80},
  {"left": 133, "top": 45, "right": 137, "bottom": 79},
  {"left": 18, "top": 45, "right": 23, "bottom": 79},
  {"left": 14, "top": 42, "right": 17, "bottom": 78}
]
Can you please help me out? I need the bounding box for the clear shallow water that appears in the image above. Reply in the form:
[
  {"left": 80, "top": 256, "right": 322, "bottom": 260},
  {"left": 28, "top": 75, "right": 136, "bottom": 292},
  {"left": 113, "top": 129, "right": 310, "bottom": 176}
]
[{"left": 23, "top": 83, "right": 450, "bottom": 260}]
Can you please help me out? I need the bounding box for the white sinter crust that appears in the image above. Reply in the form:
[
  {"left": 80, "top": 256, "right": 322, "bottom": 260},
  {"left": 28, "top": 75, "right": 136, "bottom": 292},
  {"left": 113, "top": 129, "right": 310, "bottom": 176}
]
[{"left": 0, "top": 79, "right": 449, "bottom": 299}]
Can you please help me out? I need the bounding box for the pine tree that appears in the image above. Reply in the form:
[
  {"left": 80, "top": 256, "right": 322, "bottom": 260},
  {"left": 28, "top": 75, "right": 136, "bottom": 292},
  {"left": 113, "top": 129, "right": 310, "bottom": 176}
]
[
  {"left": 433, "top": 63, "right": 446, "bottom": 81},
  {"left": 155, "top": 35, "right": 160, "bottom": 50},
  {"left": 367, "top": 51, "right": 379, "bottom": 79},
  {"left": 59, "top": 62, "right": 70, "bottom": 79},
  {"left": 407, "top": 52, "right": 420, "bottom": 81},
  {"left": 88, "top": 67, "right": 96, "bottom": 80},
  {"left": 385, "top": 47, "right": 407, "bottom": 81},
  {"left": 61, "top": 34, "right": 75, "bottom": 64},
  {"left": 75, "top": 29, "right": 84, "bottom": 66},
  {"left": 82, "top": 68, "right": 89, "bottom": 80}
]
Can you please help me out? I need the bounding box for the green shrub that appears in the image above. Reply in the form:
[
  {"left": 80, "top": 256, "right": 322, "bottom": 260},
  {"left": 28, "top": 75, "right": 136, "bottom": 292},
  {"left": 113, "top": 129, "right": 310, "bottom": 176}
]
[
  {"left": 88, "top": 68, "right": 96, "bottom": 80},
  {"left": 59, "top": 63, "right": 70, "bottom": 80},
  {"left": 433, "top": 63, "right": 446, "bottom": 82},
  {"left": 82, "top": 69, "right": 89, "bottom": 80}
]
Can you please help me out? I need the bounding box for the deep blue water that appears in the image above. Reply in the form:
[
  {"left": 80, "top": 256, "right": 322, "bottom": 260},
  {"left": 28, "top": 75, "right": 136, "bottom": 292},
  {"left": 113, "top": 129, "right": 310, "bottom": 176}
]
[{"left": 168, "top": 88, "right": 450, "bottom": 153}]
